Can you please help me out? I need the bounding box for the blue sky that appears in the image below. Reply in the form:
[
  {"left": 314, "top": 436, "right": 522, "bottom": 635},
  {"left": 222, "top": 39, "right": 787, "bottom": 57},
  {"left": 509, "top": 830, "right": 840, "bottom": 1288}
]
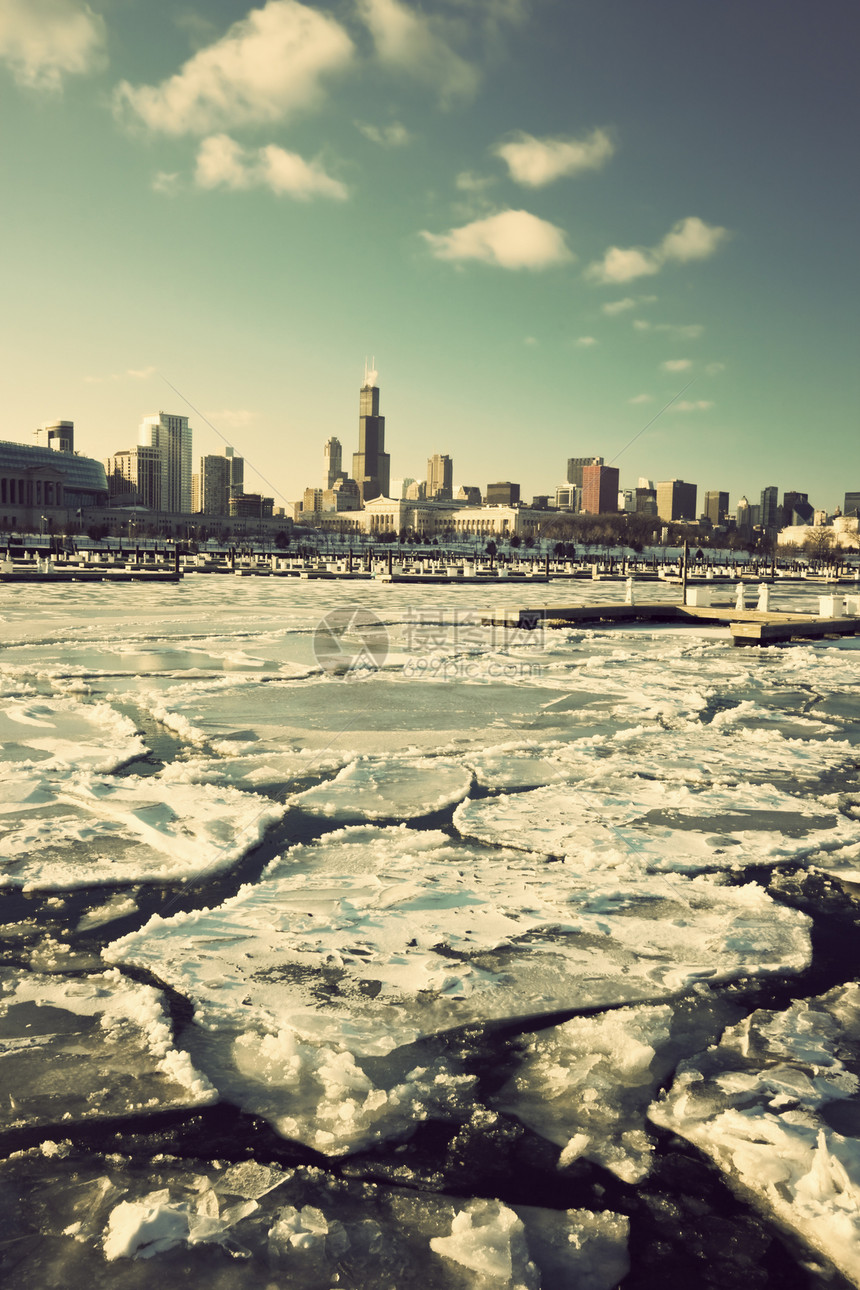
[{"left": 1, "top": 0, "right": 857, "bottom": 513}]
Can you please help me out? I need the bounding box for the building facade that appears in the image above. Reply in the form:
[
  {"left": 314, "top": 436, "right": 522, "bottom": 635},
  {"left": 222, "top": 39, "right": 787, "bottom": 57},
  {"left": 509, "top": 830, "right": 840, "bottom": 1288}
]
[
  {"left": 139, "top": 412, "right": 192, "bottom": 514},
  {"left": 352, "top": 369, "right": 390, "bottom": 503},
  {"left": 760, "top": 485, "right": 779, "bottom": 532},
  {"left": 656, "top": 479, "right": 698, "bottom": 522},
  {"left": 324, "top": 437, "right": 343, "bottom": 489},
  {"left": 486, "top": 481, "right": 520, "bottom": 505},
  {"left": 704, "top": 490, "right": 729, "bottom": 525},
  {"left": 567, "top": 456, "right": 603, "bottom": 487},
  {"left": 106, "top": 446, "right": 162, "bottom": 510},
  {"left": 1, "top": 438, "right": 108, "bottom": 530},
  {"left": 427, "top": 453, "right": 453, "bottom": 500},
  {"left": 581, "top": 463, "right": 619, "bottom": 514}
]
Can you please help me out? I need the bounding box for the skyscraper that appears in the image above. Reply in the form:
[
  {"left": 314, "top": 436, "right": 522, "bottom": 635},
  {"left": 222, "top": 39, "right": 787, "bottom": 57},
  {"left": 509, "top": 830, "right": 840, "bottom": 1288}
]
[
  {"left": 581, "top": 463, "right": 619, "bottom": 514},
  {"left": 194, "top": 455, "right": 230, "bottom": 515},
  {"left": 656, "top": 479, "right": 698, "bottom": 522},
  {"left": 105, "top": 446, "right": 162, "bottom": 510},
  {"left": 567, "top": 456, "right": 604, "bottom": 487},
  {"left": 427, "top": 453, "right": 453, "bottom": 500},
  {"left": 704, "top": 490, "right": 729, "bottom": 525},
  {"left": 324, "top": 437, "right": 343, "bottom": 489},
  {"left": 760, "top": 485, "right": 779, "bottom": 532},
  {"left": 139, "top": 412, "right": 192, "bottom": 513},
  {"left": 352, "top": 362, "right": 390, "bottom": 503}
]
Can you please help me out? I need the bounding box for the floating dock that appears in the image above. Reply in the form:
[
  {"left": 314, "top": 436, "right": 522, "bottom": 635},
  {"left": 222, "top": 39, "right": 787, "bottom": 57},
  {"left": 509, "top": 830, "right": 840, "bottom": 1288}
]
[{"left": 483, "top": 601, "right": 860, "bottom": 647}]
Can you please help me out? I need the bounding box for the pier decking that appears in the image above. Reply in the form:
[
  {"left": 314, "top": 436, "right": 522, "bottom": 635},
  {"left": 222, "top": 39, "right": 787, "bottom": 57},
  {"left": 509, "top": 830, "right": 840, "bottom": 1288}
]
[{"left": 483, "top": 601, "right": 860, "bottom": 646}]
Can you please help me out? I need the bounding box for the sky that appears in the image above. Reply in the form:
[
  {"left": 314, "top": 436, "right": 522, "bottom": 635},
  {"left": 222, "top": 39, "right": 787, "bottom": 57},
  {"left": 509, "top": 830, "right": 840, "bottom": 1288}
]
[{"left": 1, "top": 0, "right": 858, "bottom": 514}]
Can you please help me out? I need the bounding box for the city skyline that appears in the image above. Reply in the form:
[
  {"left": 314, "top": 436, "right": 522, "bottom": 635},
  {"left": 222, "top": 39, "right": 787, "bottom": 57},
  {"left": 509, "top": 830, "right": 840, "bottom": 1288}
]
[{"left": 1, "top": 1, "right": 857, "bottom": 510}]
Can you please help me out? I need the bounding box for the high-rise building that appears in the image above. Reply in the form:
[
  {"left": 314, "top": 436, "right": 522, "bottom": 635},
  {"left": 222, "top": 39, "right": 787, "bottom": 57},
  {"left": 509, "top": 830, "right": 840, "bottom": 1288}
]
[
  {"left": 486, "top": 481, "right": 521, "bottom": 505},
  {"left": 844, "top": 491, "right": 860, "bottom": 518},
  {"left": 656, "top": 479, "right": 697, "bottom": 522},
  {"left": 704, "top": 490, "right": 729, "bottom": 525},
  {"left": 581, "top": 463, "right": 619, "bottom": 514},
  {"left": 224, "top": 446, "right": 243, "bottom": 500},
  {"left": 44, "top": 420, "right": 74, "bottom": 453},
  {"left": 735, "top": 496, "right": 751, "bottom": 533},
  {"left": 324, "top": 437, "right": 343, "bottom": 489},
  {"left": 760, "top": 485, "right": 779, "bottom": 532},
  {"left": 635, "top": 487, "right": 657, "bottom": 516},
  {"left": 139, "top": 412, "right": 192, "bottom": 513},
  {"left": 352, "top": 363, "right": 390, "bottom": 503},
  {"left": 567, "top": 456, "right": 603, "bottom": 487},
  {"left": 193, "top": 455, "right": 231, "bottom": 515},
  {"left": 781, "top": 491, "right": 809, "bottom": 526},
  {"left": 427, "top": 454, "right": 453, "bottom": 500},
  {"left": 105, "top": 446, "right": 162, "bottom": 510}
]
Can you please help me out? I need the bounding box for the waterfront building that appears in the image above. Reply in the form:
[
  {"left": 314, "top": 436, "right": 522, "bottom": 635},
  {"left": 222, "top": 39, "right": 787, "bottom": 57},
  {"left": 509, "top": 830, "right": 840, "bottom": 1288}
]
[
  {"left": 352, "top": 363, "right": 390, "bottom": 503},
  {"left": 106, "top": 446, "right": 162, "bottom": 510},
  {"left": 44, "top": 420, "right": 75, "bottom": 453},
  {"left": 427, "top": 454, "right": 453, "bottom": 501},
  {"left": 1, "top": 437, "right": 108, "bottom": 529},
  {"left": 656, "top": 479, "right": 698, "bottom": 522},
  {"left": 139, "top": 412, "right": 192, "bottom": 513},
  {"left": 324, "top": 438, "right": 343, "bottom": 489},
  {"left": 581, "top": 463, "right": 619, "bottom": 514},
  {"left": 704, "top": 490, "right": 729, "bottom": 525},
  {"left": 844, "top": 491, "right": 860, "bottom": 519},
  {"left": 567, "top": 456, "right": 603, "bottom": 487},
  {"left": 193, "top": 455, "right": 231, "bottom": 515},
  {"left": 486, "top": 481, "right": 520, "bottom": 505},
  {"left": 760, "top": 485, "right": 779, "bottom": 533}
]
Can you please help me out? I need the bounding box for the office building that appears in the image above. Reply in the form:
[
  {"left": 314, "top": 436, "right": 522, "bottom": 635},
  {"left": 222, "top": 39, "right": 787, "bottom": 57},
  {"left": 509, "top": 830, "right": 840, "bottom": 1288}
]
[
  {"left": 192, "top": 455, "right": 231, "bottom": 515},
  {"left": 735, "top": 496, "right": 751, "bottom": 533},
  {"left": 324, "top": 438, "right": 343, "bottom": 489},
  {"left": 760, "top": 485, "right": 779, "bottom": 532},
  {"left": 567, "top": 456, "right": 603, "bottom": 487},
  {"left": 352, "top": 364, "right": 390, "bottom": 503},
  {"left": 105, "top": 446, "right": 162, "bottom": 510},
  {"left": 704, "top": 490, "right": 729, "bottom": 525},
  {"left": 456, "top": 485, "right": 482, "bottom": 504},
  {"left": 427, "top": 454, "right": 453, "bottom": 501},
  {"left": 581, "top": 463, "right": 619, "bottom": 514},
  {"left": 844, "top": 491, "right": 860, "bottom": 519},
  {"left": 224, "top": 447, "right": 243, "bottom": 500},
  {"left": 139, "top": 412, "right": 192, "bottom": 513},
  {"left": 656, "top": 479, "right": 697, "bottom": 522},
  {"left": 486, "top": 481, "right": 520, "bottom": 505}
]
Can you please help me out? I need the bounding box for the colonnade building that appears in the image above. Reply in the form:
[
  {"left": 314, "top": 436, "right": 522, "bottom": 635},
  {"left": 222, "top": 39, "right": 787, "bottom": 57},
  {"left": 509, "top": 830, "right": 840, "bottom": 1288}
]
[{"left": 0, "top": 429, "right": 108, "bottom": 531}]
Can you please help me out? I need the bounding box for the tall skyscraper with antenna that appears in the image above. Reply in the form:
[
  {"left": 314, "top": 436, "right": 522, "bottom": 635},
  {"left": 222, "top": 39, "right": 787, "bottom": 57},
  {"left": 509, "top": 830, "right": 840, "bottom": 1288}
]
[{"left": 352, "top": 360, "right": 390, "bottom": 503}]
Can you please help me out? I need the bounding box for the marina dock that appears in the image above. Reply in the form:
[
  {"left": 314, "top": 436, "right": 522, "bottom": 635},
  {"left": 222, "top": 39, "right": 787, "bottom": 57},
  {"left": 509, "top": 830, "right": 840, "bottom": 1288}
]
[{"left": 483, "top": 600, "right": 860, "bottom": 646}]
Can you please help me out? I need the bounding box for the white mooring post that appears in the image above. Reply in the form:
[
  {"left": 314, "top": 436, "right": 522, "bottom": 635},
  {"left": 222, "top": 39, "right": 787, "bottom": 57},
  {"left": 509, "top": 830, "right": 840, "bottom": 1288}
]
[
  {"left": 735, "top": 582, "right": 746, "bottom": 612},
  {"left": 625, "top": 577, "right": 635, "bottom": 605},
  {"left": 756, "top": 583, "right": 770, "bottom": 612}
]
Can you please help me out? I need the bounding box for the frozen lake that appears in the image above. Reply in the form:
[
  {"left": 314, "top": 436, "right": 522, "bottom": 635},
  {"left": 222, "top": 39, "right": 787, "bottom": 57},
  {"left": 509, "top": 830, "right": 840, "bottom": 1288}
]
[{"left": 1, "top": 575, "right": 859, "bottom": 1288}]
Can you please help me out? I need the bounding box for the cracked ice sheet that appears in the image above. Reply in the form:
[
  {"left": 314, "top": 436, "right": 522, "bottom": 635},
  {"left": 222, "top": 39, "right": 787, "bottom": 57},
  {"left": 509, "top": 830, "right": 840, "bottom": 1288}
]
[
  {"left": 290, "top": 755, "right": 473, "bottom": 820},
  {"left": 0, "top": 769, "right": 284, "bottom": 890},
  {"left": 104, "top": 826, "right": 810, "bottom": 1154},
  {"left": 0, "top": 966, "right": 215, "bottom": 1132},
  {"left": 0, "top": 695, "right": 146, "bottom": 772},
  {"left": 453, "top": 777, "right": 859, "bottom": 873},
  {"left": 491, "top": 994, "right": 740, "bottom": 1185},
  {"left": 0, "top": 1154, "right": 629, "bottom": 1290},
  {"left": 649, "top": 983, "right": 860, "bottom": 1286}
]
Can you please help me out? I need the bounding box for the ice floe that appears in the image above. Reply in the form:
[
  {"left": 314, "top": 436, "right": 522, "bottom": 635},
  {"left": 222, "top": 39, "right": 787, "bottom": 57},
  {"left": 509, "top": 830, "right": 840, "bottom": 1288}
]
[{"left": 650, "top": 983, "right": 860, "bottom": 1284}]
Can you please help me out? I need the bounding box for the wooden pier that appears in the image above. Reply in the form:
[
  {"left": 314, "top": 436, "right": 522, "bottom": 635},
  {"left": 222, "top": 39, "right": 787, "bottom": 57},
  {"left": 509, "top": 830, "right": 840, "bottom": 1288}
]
[{"left": 483, "top": 601, "right": 860, "bottom": 647}]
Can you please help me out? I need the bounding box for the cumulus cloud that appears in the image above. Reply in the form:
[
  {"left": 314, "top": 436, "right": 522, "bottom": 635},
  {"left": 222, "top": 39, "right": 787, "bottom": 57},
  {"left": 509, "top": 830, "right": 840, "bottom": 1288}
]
[
  {"left": 587, "top": 215, "right": 728, "bottom": 284},
  {"left": 493, "top": 128, "right": 614, "bottom": 187},
  {"left": 114, "top": 0, "right": 353, "bottom": 134},
  {"left": 587, "top": 245, "right": 661, "bottom": 284},
  {"left": 661, "top": 359, "right": 692, "bottom": 371},
  {"left": 357, "top": 0, "right": 478, "bottom": 104},
  {"left": 152, "top": 170, "right": 181, "bottom": 195},
  {"left": 0, "top": 0, "right": 106, "bottom": 90},
  {"left": 602, "top": 297, "right": 637, "bottom": 315},
  {"left": 706, "top": 361, "right": 727, "bottom": 375},
  {"left": 628, "top": 393, "right": 653, "bottom": 404},
  {"left": 670, "top": 400, "right": 714, "bottom": 412},
  {"left": 195, "top": 134, "right": 347, "bottom": 200},
  {"left": 355, "top": 119, "right": 410, "bottom": 146},
  {"left": 576, "top": 336, "right": 598, "bottom": 347},
  {"left": 660, "top": 216, "right": 728, "bottom": 262},
  {"left": 421, "top": 209, "right": 574, "bottom": 270}
]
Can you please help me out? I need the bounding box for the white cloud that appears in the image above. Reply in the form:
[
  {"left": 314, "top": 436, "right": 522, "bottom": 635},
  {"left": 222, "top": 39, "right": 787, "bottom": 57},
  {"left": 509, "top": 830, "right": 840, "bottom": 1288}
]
[
  {"left": 670, "top": 400, "right": 714, "bottom": 412},
  {"left": 661, "top": 359, "right": 692, "bottom": 371},
  {"left": 660, "top": 216, "right": 728, "bottom": 263},
  {"left": 152, "top": 171, "right": 181, "bottom": 195},
  {"left": 355, "top": 119, "right": 410, "bottom": 146},
  {"left": 421, "top": 209, "right": 574, "bottom": 270},
  {"left": 633, "top": 319, "right": 651, "bottom": 331},
  {"left": 493, "top": 128, "right": 614, "bottom": 187},
  {"left": 114, "top": 0, "right": 353, "bottom": 135},
  {"left": 587, "top": 215, "right": 728, "bottom": 284},
  {"left": 576, "top": 336, "right": 598, "bottom": 347},
  {"left": 635, "top": 320, "right": 704, "bottom": 339},
  {"left": 0, "top": 0, "right": 106, "bottom": 90},
  {"left": 357, "top": 0, "right": 478, "bottom": 103},
  {"left": 195, "top": 134, "right": 347, "bottom": 200},
  {"left": 602, "top": 297, "right": 637, "bottom": 315},
  {"left": 706, "top": 361, "right": 727, "bottom": 375},
  {"left": 628, "top": 393, "right": 653, "bottom": 404},
  {"left": 84, "top": 365, "right": 156, "bottom": 384},
  {"left": 587, "top": 245, "right": 661, "bottom": 284}
]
